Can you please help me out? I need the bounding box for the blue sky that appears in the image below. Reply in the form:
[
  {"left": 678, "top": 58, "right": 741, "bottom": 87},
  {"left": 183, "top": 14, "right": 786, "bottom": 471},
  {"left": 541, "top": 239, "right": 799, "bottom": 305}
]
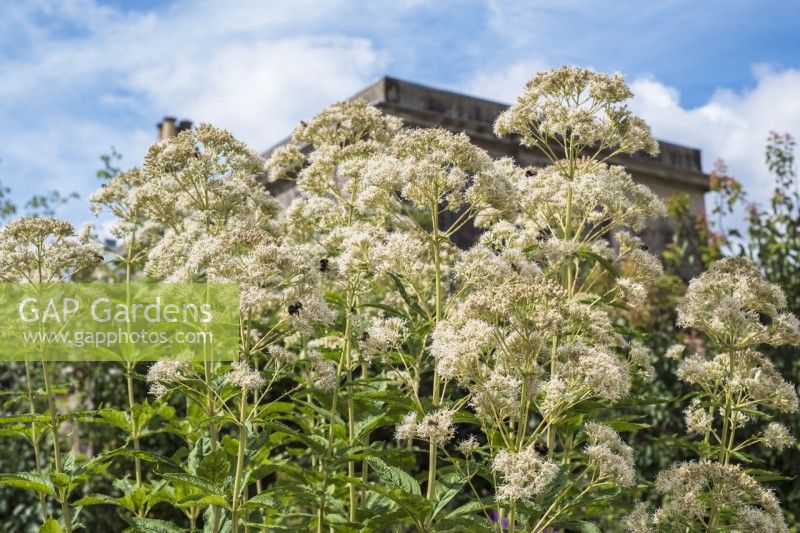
[{"left": 2, "top": 0, "right": 800, "bottom": 232}]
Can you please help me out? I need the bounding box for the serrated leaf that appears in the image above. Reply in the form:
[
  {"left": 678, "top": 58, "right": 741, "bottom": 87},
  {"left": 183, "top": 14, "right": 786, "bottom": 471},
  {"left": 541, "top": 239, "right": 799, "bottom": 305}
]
[
  {"left": 123, "top": 516, "right": 185, "bottom": 532},
  {"left": 433, "top": 513, "right": 493, "bottom": 532},
  {"left": 39, "top": 518, "right": 64, "bottom": 533},
  {"left": 161, "top": 473, "right": 225, "bottom": 497},
  {"left": 432, "top": 472, "right": 465, "bottom": 519},
  {"left": 244, "top": 491, "right": 283, "bottom": 511},
  {"left": 362, "top": 509, "right": 411, "bottom": 531},
  {"left": 366, "top": 456, "right": 421, "bottom": 496},
  {"left": 98, "top": 408, "right": 131, "bottom": 432},
  {"left": 340, "top": 475, "right": 430, "bottom": 525},
  {"left": 176, "top": 493, "right": 229, "bottom": 508},
  {"left": 388, "top": 272, "right": 429, "bottom": 319},
  {"left": 746, "top": 468, "right": 794, "bottom": 482},
  {"left": 0, "top": 414, "right": 48, "bottom": 425},
  {"left": 445, "top": 500, "right": 491, "bottom": 519},
  {"left": 0, "top": 472, "right": 55, "bottom": 496},
  {"left": 263, "top": 421, "right": 327, "bottom": 454},
  {"left": 576, "top": 247, "right": 620, "bottom": 278},
  {"left": 196, "top": 449, "right": 229, "bottom": 486},
  {"left": 73, "top": 494, "right": 124, "bottom": 508}
]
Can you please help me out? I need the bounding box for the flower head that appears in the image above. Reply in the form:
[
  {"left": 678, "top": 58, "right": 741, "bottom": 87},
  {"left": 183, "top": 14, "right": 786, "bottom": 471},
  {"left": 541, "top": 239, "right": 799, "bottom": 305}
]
[
  {"left": 492, "top": 444, "right": 560, "bottom": 502},
  {"left": 583, "top": 422, "right": 636, "bottom": 487},
  {"left": 763, "top": 422, "right": 795, "bottom": 451},
  {"left": 494, "top": 66, "right": 658, "bottom": 157},
  {"left": 226, "top": 361, "right": 265, "bottom": 391}
]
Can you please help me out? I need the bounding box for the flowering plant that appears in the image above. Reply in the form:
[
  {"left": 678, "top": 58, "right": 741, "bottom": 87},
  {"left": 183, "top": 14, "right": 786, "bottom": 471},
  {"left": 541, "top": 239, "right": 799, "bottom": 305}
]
[{"left": 0, "top": 67, "right": 797, "bottom": 533}]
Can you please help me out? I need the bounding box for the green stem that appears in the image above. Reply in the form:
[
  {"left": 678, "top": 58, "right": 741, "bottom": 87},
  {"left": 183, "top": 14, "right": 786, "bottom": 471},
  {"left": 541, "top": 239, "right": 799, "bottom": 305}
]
[
  {"left": 23, "top": 359, "right": 48, "bottom": 522},
  {"left": 231, "top": 389, "right": 247, "bottom": 533},
  {"left": 318, "top": 289, "right": 355, "bottom": 531},
  {"left": 426, "top": 205, "right": 443, "bottom": 503},
  {"left": 124, "top": 255, "right": 143, "bottom": 489},
  {"left": 40, "top": 357, "right": 71, "bottom": 533},
  {"left": 196, "top": 280, "right": 219, "bottom": 533},
  {"left": 359, "top": 361, "right": 369, "bottom": 508},
  {"left": 718, "top": 355, "right": 735, "bottom": 464}
]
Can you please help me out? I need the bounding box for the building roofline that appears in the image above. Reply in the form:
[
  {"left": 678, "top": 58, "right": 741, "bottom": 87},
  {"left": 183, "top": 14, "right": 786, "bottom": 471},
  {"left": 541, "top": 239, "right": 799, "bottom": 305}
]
[
  {"left": 265, "top": 75, "right": 710, "bottom": 192},
  {"left": 356, "top": 75, "right": 707, "bottom": 153}
]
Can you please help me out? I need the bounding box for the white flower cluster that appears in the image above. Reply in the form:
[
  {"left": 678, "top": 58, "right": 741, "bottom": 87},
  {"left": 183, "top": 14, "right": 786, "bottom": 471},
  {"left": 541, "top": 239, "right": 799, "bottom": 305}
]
[
  {"left": 491, "top": 444, "right": 560, "bottom": 502},
  {"left": 515, "top": 161, "right": 665, "bottom": 238},
  {"left": 583, "top": 422, "right": 635, "bottom": 487},
  {"left": 653, "top": 460, "right": 787, "bottom": 532},
  {"left": 430, "top": 318, "right": 495, "bottom": 384},
  {"left": 762, "top": 422, "right": 795, "bottom": 451},
  {"left": 0, "top": 217, "right": 102, "bottom": 283},
  {"left": 494, "top": 66, "right": 659, "bottom": 158},
  {"left": 305, "top": 350, "right": 337, "bottom": 391},
  {"left": 359, "top": 316, "right": 405, "bottom": 362},
  {"left": 557, "top": 342, "right": 631, "bottom": 403},
  {"left": 225, "top": 361, "right": 265, "bottom": 391},
  {"left": 677, "top": 257, "right": 800, "bottom": 348},
  {"left": 393, "top": 409, "right": 455, "bottom": 447},
  {"left": 145, "top": 359, "right": 192, "bottom": 398},
  {"left": 683, "top": 400, "right": 713, "bottom": 435}
]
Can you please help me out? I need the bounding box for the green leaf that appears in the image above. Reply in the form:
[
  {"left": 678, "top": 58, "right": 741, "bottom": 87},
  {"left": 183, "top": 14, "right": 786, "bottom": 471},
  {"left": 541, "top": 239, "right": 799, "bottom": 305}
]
[
  {"left": 746, "top": 468, "right": 794, "bottom": 482},
  {"left": 123, "top": 516, "right": 185, "bottom": 532},
  {"left": 161, "top": 473, "right": 225, "bottom": 497},
  {"left": 244, "top": 491, "right": 285, "bottom": 511},
  {"left": 263, "top": 421, "right": 327, "bottom": 454},
  {"left": 176, "top": 493, "right": 229, "bottom": 508},
  {"left": 73, "top": 494, "right": 123, "bottom": 508},
  {"left": 353, "top": 391, "right": 420, "bottom": 413},
  {"left": 39, "top": 518, "right": 65, "bottom": 533},
  {"left": 432, "top": 472, "right": 465, "bottom": 518},
  {"left": 50, "top": 472, "right": 70, "bottom": 491},
  {"left": 362, "top": 510, "right": 412, "bottom": 531},
  {"left": 366, "top": 456, "right": 421, "bottom": 496},
  {"left": 196, "top": 449, "right": 230, "bottom": 486},
  {"left": 560, "top": 520, "right": 602, "bottom": 533},
  {"left": 388, "top": 272, "right": 428, "bottom": 319},
  {"left": 0, "top": 414, "right": 48, "bottom": 425},
  {"left": 576, "top": 247, "right": 620, "bottom": 278},
  {"left": 98, "top": 408, "right": 131, "bottom": 432},
  {"left": 0, "top": 472, "right": 55, "bottom": 496},
  {"left": 445, "top": 500, "right": 492, "bottom": 519},
  {"left": 340, "top": 475, "right": 430, "bottom": 525},
  {"left": 433, "top": 513, "right": 493, "bottom": 532},
  {"left": 101, "top": 448, "right": 181, "bottom": 470},
  {"left": 355, "top": 413, "right": 392, "bottom": 440}
]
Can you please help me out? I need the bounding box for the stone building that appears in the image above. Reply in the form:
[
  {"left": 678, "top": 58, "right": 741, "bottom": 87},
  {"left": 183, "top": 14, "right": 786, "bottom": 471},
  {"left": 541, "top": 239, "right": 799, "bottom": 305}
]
[{"left": 163, "top": 76, "right": 711, "bottom": 250}]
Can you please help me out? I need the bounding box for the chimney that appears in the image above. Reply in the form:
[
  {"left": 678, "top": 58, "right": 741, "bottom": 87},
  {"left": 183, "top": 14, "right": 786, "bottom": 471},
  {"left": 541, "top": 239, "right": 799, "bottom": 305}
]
[
  {"left": 157, "top": 116, "right": 177, "bottom": 140},
  {"left": 156, "top": 117, "right": 194, "bottom": 140}
]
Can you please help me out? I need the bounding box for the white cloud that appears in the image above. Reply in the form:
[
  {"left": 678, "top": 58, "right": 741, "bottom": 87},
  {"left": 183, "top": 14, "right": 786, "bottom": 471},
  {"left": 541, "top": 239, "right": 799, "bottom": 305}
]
[
  {"left": 629, "top": 66, "right": 800, "bottom": 207},
  {"left": 461, "top": 58, "right": 548, "bottom": 103},
  {"left": 0, "top": 0, "right": 391, "bottom": 228},
  {"left": 460, "top": 61, "right": 800, "bottom": 211},
  {"left": 128, "top": 36, "right": 384, "bottom": 149}
]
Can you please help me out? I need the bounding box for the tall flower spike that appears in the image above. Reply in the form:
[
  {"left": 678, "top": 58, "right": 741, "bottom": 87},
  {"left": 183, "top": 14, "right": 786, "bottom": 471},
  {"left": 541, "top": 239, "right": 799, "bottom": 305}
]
[
  {"left": 386, "top": 128, "right": 514, "bottom": 218},
  {"left": 494, "top": 66, "right": 659, "bottom": 160},
  {"left": 677, "top": 256, "right": 795, "bottom": 348},
  {"left": 138, "top": 123, "right": 269, "bottom": 230},
  {"left": 0, "top": 217, "right": 102, "bottom": 283}
]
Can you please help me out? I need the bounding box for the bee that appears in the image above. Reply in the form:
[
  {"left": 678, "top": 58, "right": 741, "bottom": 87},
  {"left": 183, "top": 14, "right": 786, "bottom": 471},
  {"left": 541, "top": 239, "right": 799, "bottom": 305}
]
[
  {"left": 287, "top": 301, "right": 303, "bottom": 315},
  {"left": 360, "top": 332, "right": 370, "bottom": 342},
  {"left": 319, "top": 258, "right": 329, "bottom": 272},
  {"left": 533, "top": 442, "right": 549, "bottom": 455}
]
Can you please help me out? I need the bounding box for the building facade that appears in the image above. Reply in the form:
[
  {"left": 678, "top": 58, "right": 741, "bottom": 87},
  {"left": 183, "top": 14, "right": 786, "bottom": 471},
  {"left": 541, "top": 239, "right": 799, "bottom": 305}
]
[{"left": 165, "top": 76, "right": 711, "bottom": 251}]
